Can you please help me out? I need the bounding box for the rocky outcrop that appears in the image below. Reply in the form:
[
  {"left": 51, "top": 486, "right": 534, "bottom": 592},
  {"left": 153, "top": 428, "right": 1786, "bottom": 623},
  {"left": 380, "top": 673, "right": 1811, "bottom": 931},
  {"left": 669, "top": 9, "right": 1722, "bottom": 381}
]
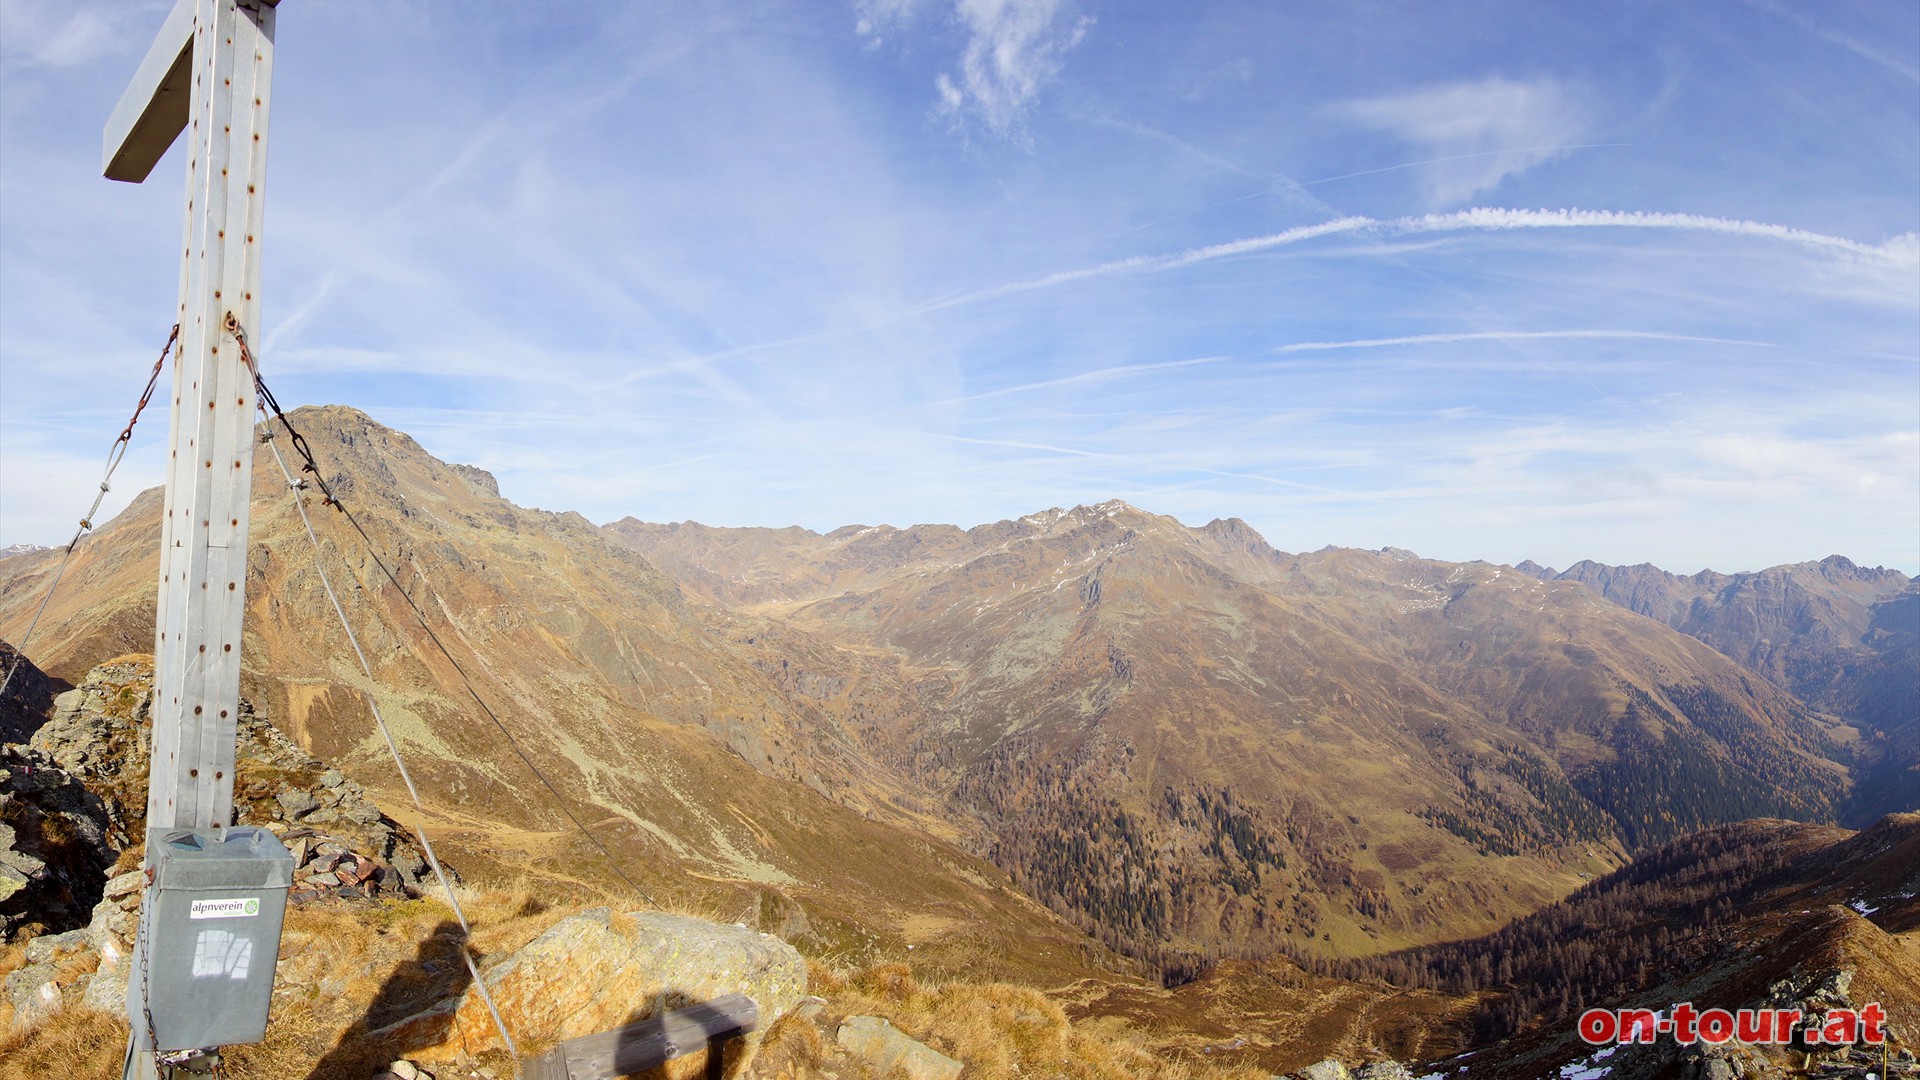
[
  {"left": 27, "top": 656, "right": 151, "bottom": 845},
  {"left": 1290, "top": 1062, "right": 1420, "bottom": 1080},
  {"left": 384, "top": 908, "right": 807, "bottom": 1071},
  {"left": 3, "top": 923, "right": 94, "bottom": 1030},
  {"left": 835, "top": 1015, "right": 963, "bottom": 1080},
  {"left": 2, "top": 653, "right": 450, "bottom": 1037},
  {"left": 1, "top": 867, "right": 143, "bottom": 1030},
  {"left": 23, "top": 655, "right": 437, "bottom": 905}
]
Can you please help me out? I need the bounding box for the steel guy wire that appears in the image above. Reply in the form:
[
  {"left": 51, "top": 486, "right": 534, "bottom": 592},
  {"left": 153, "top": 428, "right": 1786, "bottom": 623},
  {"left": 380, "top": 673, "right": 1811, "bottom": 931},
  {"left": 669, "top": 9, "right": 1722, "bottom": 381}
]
[
  {"left": 254, "top": 398, "right": 518, "bottom": 1060},
  {"left": 227, "top": 313, "right": 658, "bottom": 912},
  {"left": 0, "top": 324, "right": 178, "bottom": 704}
]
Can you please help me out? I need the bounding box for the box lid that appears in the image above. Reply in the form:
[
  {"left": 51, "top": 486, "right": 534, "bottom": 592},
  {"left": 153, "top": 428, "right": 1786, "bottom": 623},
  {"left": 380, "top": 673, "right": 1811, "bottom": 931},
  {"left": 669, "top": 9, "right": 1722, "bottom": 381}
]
[{"left": 148, "top": 827, "right": 295, "bottom": 890}]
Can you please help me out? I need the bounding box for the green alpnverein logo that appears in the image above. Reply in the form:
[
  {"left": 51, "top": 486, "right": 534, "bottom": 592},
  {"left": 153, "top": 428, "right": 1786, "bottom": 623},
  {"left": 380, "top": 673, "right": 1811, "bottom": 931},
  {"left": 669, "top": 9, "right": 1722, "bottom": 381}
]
[{"left": 188, "top": 897, "right": 261, "bottom": 919}]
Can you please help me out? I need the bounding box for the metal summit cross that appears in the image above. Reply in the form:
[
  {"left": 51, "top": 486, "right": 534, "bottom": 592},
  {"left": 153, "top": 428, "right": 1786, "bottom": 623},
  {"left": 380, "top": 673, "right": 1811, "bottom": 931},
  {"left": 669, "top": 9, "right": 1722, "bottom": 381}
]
[{"left": 105, "top": 1, "right": 294, "bottom": 1076}]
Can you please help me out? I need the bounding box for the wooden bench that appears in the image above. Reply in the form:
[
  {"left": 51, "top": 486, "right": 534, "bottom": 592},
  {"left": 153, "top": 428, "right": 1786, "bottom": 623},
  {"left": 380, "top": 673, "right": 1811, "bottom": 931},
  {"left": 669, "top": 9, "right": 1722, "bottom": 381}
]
[{"left": 520, "top": 993, "right": 760, "bottom": 1080}]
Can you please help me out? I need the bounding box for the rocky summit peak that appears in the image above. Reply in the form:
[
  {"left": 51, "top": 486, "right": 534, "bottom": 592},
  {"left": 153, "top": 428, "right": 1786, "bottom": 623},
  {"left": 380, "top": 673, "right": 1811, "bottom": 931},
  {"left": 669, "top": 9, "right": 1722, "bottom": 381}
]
[{"left": 1013, "top": 499, "right": 1159, "bottom": 535}]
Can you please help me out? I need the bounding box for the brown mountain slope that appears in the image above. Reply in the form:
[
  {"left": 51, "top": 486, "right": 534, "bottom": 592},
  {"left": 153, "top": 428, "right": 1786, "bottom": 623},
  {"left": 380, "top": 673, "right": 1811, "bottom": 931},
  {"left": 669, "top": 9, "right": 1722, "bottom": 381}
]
[
  {"left": 1371, "top": 812, "right": 1920, "bottom": 1080},
  {"left": 1102, "top": 813, "right": 1919, "bottom": 1078},
  {"left": 608, "top": 504, "right": 1858, "bottom": 971},
  {"left": 1517, "top": 557, "right": 1919, "bottom": 823},
  {"left": 0, "top": 407, "right": 1127, "bottom": 987}
]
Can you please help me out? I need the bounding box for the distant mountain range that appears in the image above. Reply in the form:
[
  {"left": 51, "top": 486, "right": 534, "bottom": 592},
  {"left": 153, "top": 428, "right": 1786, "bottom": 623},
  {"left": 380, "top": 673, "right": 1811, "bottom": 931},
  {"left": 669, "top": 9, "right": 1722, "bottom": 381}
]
[
  {"left": 2, "top": 406, "right": 1909, "bottom": 983},
  {"left": 609, "top": 503, "right": 1889, "bottom": 968},
  {"left": 1515, "top": 556, "right": 1917, "bottom": 824}
]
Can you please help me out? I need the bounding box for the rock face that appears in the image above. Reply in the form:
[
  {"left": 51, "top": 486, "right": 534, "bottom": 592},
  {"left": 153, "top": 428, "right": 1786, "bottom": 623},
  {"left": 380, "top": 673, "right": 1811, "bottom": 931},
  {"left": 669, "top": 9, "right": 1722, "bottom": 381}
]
[
  {"left": 835, "top": 1015, "right": 963, "bottom": 1080},
  {"left": 2, "top": 867, "right": 144, "bottom": 1029},
  {"left": 0, "top": 746, "right": 120, "bottom": 939},
  {"left": 389, "top": 909, "right": 807, "bottom": 1069},
  {"left": 1521, "top": 558, "right": 1920, "bottom": 823},
  {"left": 1352, "top": 1065, "right": 1415, "bottom": 1080}
]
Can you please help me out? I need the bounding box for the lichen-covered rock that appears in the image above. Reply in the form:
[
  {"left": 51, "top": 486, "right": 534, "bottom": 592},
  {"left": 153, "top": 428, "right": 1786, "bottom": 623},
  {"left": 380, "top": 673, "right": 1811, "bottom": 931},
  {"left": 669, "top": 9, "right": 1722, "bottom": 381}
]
[
  {"left": 388, "top": 908, "right": 806, "bottom": 1070},
  {"left": 1299, "top": 1061, "right": 1353, "bottom": 1080},
  {"left": 277, "top": 787, "right": 319, "bottom": 818},
  {"left": 0, "top": 820, "right": 42, "bottom": 903},
  {"left": 29, "top": 657, "right": 154, "bottom": 806},
  {"left": 4, "top": 958, "right": 67, "bottom": 1031},
  {"left": 836, "top": 1015, "right": 963, "bottom": 1080}
]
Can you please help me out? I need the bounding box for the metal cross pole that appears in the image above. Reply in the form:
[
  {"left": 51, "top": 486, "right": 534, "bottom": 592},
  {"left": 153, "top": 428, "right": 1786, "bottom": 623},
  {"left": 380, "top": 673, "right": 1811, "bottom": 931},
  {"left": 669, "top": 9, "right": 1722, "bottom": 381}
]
[{"left": 104, "top": 2, "right": 294, "bottom": 1077}]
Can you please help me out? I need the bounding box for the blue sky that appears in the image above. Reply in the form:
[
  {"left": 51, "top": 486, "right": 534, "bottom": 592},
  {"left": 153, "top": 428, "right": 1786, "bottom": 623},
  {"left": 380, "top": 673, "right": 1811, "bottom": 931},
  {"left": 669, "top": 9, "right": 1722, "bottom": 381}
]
[{"left": 2, "top": 0, "right": 1916, "bottom": 574}]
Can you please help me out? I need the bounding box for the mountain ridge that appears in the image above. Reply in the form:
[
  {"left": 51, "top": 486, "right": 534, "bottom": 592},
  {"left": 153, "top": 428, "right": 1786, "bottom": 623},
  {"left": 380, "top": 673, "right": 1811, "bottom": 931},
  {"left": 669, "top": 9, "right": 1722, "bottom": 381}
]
[
  {"left": 0, "top": 406, "right": 1137, "bottom": 988},
  {"left": 0, "top": 410, "right": 1884, "bottom": 978},
  {"left": 2, "top": 412, "right": 1912, "bottom": 1077},
  {"left": 1513, "top": 554, "right": 1918, "bottom": 824},
  {"left": 609, "top": 498, "right": 1863, "bottom": 967}
]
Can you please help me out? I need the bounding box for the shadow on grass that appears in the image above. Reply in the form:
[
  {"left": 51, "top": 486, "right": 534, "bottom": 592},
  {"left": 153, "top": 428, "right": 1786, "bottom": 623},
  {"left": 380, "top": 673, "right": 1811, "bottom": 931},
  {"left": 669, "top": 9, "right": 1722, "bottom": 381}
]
[{"left": 304, "top": 919, "right": 471, "bottom": 1080}]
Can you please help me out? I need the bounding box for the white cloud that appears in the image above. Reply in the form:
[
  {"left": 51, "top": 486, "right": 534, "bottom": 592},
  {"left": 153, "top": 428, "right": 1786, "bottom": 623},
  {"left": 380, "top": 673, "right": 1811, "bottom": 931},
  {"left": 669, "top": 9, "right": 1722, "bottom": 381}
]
[
  {"left": 1398, "top": 206, "right": 1919, "bottom": 262},
  {"left": 934, "top": 355, "right": 1225, "bottom": 405},
  {"left": 1333, "top": 77, "right": 1593, "bottom": 205},
  {"left": 1271, "top": 330, "right": 1775, "bottom": 355},
  {"left": 859, "top": 0, "right": 1090, "bottom": 138},
  {"left": 940, "top": 0, "right": 1091, "bottom": 136},
  {"left": 1739, "top": 0, "right": 1920, "bottom": 85},
  {"left": 853, "top": 0, "right": 923, "bottom": 45}
]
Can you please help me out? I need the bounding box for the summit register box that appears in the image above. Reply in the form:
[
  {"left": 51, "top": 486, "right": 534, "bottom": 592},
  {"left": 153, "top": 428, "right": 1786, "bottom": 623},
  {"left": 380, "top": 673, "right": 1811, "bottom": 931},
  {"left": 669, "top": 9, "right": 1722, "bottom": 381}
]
[{"left": 127, "top": 827, "right": 295, "bottom": 1050}]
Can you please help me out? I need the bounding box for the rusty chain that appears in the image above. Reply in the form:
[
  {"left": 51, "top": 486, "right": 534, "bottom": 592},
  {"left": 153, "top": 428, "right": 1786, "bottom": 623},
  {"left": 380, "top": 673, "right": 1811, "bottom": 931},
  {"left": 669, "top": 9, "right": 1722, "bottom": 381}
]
[{"left": 225, "top": 312, "right": 339, "bottom": 510}]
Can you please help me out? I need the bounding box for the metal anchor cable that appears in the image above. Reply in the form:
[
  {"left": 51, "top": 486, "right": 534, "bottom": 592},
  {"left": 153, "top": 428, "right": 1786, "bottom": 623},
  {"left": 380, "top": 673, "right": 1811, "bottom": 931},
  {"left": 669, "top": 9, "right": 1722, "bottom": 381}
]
[
  {"left": 255, "top": 410, "right": 516, "bottom": 1060},
  {"left": 229, "top": 313, "right": 660, "bottom": 912},
  {"left": 230, "top": 312, "right": 517, "bottom": 1058},
  {"left": 0, "top": 323, "right": 179, "bottom": 704}
]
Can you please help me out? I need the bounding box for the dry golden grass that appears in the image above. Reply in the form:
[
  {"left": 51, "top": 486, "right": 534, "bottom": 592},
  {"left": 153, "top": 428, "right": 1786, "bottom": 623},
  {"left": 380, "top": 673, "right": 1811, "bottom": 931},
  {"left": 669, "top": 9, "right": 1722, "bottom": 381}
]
[
  {"left": 1, "top": 885, "right": 1263, "bottom": 1080},
  {"left": 226, "top": 881, "right": 594, "bottom": 1079},
  {"left": 752, "top": 959, "right": 1267, "bottom": 1080},
  {"left": 0, "top": 880, "right": 598, "bottom": 1080},
  {"left": 0, "top": 940, "right": 28, "bottom": 984},
  {"left": 0, "top": 1005, "right": 129, "bottom": 1080}
]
